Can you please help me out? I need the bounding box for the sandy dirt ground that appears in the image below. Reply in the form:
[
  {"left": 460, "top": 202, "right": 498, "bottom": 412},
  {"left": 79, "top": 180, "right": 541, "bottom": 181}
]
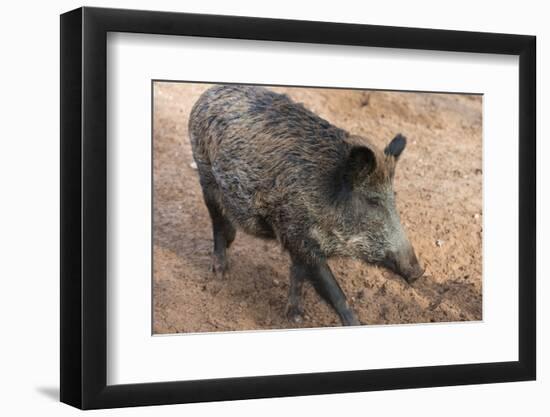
[{"left": 153, "top": 82, "right": 482, "bottom": 334}]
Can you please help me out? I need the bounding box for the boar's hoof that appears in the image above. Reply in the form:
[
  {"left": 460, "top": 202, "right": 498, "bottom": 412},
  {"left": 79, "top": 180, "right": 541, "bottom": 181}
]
[
  {"left": 211, "top": 256, "right": 228, "bottom": 280},
  {"left": 286, "top": 305, "right": 305, "bottom": 324},
  {"left": 343, "top": 315, "right": 362, "bottom": 326}
]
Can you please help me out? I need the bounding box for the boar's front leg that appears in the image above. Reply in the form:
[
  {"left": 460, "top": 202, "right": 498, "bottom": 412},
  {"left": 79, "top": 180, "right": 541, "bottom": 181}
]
[
  {"left": 288, "top": 255, "right": 360, "bottom": 326},
  {"left": 309, "top": 260, "right": 361, "bottom": 326}
]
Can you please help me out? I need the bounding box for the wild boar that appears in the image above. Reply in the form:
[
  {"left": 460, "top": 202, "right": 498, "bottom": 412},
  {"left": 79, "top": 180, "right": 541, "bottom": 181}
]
[{"left": 188, "top": 84, "right": 423, "bottom": 326}]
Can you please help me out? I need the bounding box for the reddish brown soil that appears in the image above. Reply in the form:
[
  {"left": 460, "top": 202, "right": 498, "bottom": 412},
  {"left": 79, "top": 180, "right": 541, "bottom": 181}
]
[{"left": 153, "top": 82, "right": 482, "bottom": 334}]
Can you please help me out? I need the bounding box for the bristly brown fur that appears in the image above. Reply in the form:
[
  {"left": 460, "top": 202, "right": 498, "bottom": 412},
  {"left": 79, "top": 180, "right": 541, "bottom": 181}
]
[
  {"left": 188, "top": 84, "right": 422, "bottom": 325},
  {"left": 189, "top": 85, "right": 397, "bottom": 259}
]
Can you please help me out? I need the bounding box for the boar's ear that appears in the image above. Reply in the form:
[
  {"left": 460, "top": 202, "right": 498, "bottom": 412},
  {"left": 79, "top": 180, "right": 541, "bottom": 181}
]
[
  {"left": 344, "top": 145, "right": 377, "bottom": 185},
  {"left": 384, "top": 134, "right": 407, "bottom": 160}
]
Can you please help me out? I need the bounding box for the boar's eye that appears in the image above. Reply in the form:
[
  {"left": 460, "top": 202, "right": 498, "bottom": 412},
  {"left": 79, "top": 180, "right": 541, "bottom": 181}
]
[{"left": 367, "top": 197, "right": 381, "bottom": 206}]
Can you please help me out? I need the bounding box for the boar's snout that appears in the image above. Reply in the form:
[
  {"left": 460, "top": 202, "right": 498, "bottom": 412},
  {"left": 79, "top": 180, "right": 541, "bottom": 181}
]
[{"left": 382, "top": 244, "right": 424, "bottom": 284}]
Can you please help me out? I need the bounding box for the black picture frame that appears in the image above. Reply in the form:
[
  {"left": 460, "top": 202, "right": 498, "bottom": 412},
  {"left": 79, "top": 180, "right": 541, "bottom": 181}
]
[{"left": 60, "top": 6, "right": 536, "bottom": 410}]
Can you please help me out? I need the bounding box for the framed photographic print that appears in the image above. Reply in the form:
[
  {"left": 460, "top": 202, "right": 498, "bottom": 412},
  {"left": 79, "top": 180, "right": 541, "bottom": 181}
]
[{"left": 60, "top": 6, "right": 536, "bottom": 409}]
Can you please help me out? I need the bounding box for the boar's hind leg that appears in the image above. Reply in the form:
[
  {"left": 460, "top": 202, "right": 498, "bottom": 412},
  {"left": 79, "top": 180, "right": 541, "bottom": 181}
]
[
  {"left": 202, "top": 191, "right": 235, "bottom": 279},
  {"left": 309, "top": 261, "right": 361, "bottom": 326},
  {"left": 286, "top": 262, "right": 307, "bottom": 323}
]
